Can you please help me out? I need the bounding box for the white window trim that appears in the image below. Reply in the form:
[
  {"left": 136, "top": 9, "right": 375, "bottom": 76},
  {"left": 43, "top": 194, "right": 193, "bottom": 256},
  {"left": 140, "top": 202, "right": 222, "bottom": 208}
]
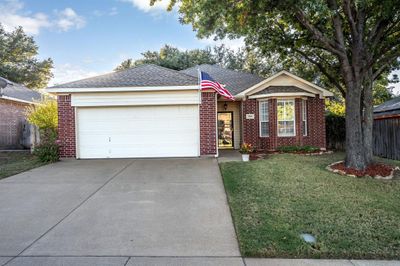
[
  {"left": 277, "top": 99, "right": 296, "bottom": 137},
  {"left": 302, "top": 99, "right": 308, "bottom": 136},
  {"left": 259, "top": 100, "right": 269, "bottom": 137}
]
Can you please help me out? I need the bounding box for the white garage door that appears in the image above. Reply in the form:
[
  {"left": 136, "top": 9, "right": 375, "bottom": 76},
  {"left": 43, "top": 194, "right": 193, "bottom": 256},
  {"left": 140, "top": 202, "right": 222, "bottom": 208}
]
[{"left": 77, "top": 105, "right": 199, "bottom": 158}]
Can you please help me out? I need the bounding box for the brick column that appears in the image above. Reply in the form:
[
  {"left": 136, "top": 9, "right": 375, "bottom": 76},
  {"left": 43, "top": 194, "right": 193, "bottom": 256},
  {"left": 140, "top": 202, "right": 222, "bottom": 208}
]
[
  {"left": 242, "top": 99, "right": 259, "bottom": 148},
  {"left": 303, "top": 96, "right": 326, "bottom": 149},
  {"left": 269, "top": 98, "right": 278, "bottom": 150},
  {"left": 57, "top": 95, "right": 76, "bottom": 158},
  {"left": 200, "top": 92, "right": 217, "bottom": 155}
]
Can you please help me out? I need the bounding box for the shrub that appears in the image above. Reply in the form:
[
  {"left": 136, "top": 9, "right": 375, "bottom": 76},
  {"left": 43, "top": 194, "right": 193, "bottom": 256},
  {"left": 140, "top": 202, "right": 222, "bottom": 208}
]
[
  {"left": 33, "top": 141, "right": 60, "bottom": 162},
  {"left": 26, "top": 98, "right": 60, "bottom": 162},
  {"left": 277, "top": 145, "right": 320, "bottom": 153},
  {"left": 26, "top": 99, "right": 58, "bottom": 131}
]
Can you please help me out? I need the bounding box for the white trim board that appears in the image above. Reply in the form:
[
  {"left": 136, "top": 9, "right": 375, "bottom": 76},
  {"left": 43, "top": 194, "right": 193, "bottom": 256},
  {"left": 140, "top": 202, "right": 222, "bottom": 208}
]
[
  {"left": 46, "top": 85, "right": 199, "bottom": 94},
  {"left": 249, "top": 92, "right": 316, "bottom": 99},
  {"left": 236, "top": 70, "right": 334, "bottom": 98}
]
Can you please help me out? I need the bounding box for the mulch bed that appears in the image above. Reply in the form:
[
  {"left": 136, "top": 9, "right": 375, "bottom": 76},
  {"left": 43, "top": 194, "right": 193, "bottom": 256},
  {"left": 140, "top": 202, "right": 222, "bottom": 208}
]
[
  {"left": 250, "top": 152, "right": 268, "bottom": 160},
  {"left": 328, "top": 161, "right": 398, "bottom": 179}
]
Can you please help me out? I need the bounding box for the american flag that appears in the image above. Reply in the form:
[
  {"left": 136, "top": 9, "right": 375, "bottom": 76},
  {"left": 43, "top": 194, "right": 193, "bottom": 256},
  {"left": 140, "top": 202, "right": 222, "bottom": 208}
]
[{"left": 200, "top": 71, "right": 234, "bottom": 100}]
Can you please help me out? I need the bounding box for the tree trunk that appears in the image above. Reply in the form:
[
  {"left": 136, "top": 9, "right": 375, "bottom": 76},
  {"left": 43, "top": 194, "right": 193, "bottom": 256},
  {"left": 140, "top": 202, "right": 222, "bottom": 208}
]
[
  {"left": 345, "top": 83, "right": 368, "bottom": 170},
  {"left": 361, "top": 70, "right": 374, "bottom": 165}
]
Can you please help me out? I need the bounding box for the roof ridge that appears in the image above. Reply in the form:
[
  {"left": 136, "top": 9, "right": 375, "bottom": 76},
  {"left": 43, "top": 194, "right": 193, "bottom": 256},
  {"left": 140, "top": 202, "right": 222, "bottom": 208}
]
[
  {"left": 147, "top": 64, "right": 199, "bottom": 80},
  {"left": 182, "top": 64, "right": 263, "bottom": 79}
]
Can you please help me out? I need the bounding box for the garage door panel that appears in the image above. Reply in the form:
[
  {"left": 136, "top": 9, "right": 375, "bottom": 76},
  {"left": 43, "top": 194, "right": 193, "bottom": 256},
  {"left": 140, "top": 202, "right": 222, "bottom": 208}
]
[{"left": 77, "top": 106, "right": 199, "bottom": 158}]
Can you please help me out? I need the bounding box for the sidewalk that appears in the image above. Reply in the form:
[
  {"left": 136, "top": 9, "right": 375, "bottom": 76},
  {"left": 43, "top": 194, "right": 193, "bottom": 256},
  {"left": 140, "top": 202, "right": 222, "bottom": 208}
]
[{"left": 3, "top": 257, "right": 399, "bottom": 266}]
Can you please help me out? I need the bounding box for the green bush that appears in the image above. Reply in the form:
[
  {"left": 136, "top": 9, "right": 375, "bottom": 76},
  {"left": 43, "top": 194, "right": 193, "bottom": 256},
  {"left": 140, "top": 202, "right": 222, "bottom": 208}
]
[
  {"left": 33, "top": 142, "right": 60, "bottom": 162},
  {"left": 277, "top": 145, "right": 320, "bottom": 153},
  {"left": 33, "top": 129, "right": 60, "bottom": 162}
]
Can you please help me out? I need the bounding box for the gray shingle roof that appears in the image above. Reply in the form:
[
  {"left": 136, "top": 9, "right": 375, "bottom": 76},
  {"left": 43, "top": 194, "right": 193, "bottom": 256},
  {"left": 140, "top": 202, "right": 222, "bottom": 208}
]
[
  {"left": 374, "top": 97, "right": 400, "bottom": 116},
  {"left": 50, "top": 64, "right": 198, "bottom": 88},
  {"left": 254, "top": 86, "right": 309, "bottom": 95},
  {"left": 0, "top": 77, "right": 42, "bottom": 103},
  {"left": 180, "top": 64, "right": 264, "bottom": 95}
]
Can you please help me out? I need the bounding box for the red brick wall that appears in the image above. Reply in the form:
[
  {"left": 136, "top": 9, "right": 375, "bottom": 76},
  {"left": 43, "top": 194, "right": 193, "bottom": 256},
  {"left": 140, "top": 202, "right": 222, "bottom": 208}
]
[
  {"left": 0, "top": 99, "right": 28, "bottom": 149},
  {"left": 302, "top": 97, "right": 326, "bottom": 149},
  {"left": 243, "top": 96, "right": 326, "bottom": 150},
  {"left": 57, "top": 95, "right": 76, "bottom": 158},
  {"left": 242, "top": 99, "right": 259, "bottom": 148},
  {"left": 200, "top": 92, "right": 217, "bottom": 155}
]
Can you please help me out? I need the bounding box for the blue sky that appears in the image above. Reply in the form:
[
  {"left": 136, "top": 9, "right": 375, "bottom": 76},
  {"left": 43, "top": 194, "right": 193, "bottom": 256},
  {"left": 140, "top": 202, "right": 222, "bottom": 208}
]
[
  {"left": 0, "top": 0, "right": 398, "bottom": 94},
  {"left": 0, "top": 0, "right": 243, "bottom": 85}
]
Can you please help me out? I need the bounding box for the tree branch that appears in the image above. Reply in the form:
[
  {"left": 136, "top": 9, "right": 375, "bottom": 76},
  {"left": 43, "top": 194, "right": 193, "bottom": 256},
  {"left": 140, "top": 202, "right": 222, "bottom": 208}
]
[
  {"left": 294, "top": 8, "right": 346, "bottom": 58},
  {"left": 294, "top": 48, "right": 346, "bottom": 96}
]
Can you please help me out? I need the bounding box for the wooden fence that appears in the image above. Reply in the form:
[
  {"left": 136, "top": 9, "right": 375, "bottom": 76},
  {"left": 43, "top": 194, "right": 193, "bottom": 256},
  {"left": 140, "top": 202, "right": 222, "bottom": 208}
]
[{"left": 373, "top": 116, "right": 400, "bottom": 160}]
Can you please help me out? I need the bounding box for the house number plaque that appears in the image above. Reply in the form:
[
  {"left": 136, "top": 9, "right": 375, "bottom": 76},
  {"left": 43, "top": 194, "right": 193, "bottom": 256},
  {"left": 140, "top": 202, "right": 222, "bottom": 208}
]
[{"left": 246, "top": 114, "right": 255, "bottom": 119}]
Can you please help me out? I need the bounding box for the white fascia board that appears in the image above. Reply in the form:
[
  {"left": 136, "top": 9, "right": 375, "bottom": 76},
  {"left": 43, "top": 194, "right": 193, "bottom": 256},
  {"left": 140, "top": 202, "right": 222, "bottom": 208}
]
[
  {"left": 237, "top": 70, "right": 334, "bottom": 98},
  {"left": 0, "top": 95, "right": 37, "bottom": 105},
  {"left": 248, "top": 92, "right": 316, "bottom": 99},
  {"left": 45, "top": 85, "right": 199, "bottom": 94}
]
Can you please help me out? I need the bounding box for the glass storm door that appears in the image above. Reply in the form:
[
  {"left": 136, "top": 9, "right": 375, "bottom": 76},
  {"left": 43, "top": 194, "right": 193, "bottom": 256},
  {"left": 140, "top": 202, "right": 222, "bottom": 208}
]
[{"left": 218, "top": 112, "right": 234, "bottom": 148}]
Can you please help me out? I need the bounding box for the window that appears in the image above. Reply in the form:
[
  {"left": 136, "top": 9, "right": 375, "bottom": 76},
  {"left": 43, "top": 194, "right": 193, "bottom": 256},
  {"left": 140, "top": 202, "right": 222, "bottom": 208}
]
[
  {"left": 277, "top": 99, "right": 295, "bottom": 136},
  {"left": 259, "top": 101, "right": 269, "bottom": 137},
  {"left": 302, "top": 99, "right": 307, "bottom": 136}
]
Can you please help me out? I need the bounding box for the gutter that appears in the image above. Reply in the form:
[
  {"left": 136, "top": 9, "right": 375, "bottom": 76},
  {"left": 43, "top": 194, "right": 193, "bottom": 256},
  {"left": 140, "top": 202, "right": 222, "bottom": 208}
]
[{"left": 0, "top": 95, "right": 37, "bottom": 105}]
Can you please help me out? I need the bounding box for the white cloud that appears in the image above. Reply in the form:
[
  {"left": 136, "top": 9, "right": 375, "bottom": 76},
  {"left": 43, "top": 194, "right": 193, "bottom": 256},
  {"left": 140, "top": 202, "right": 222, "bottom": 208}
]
[
  {"left": 54, "top": 8, "right": 86, "bottom": 32},
  {"left": 93, "top": 7, "right": 118, "bottom": 17},
  {"left": 120, "top": 0, "right": 170, "bottom": 12},
  {"left": 0, "top": 0, "right": 86, "bottom": 34},
  {"left": 49, "top": 64, "right": 104, "bottom": 86},
  {"left": 200, "top": 36, "right": 245, "bottom": 51},
  {"left": 0, "top": 0, "right": 50, "bottom": 35},
  {"left": 109, "top": 7, "right": 118, "bottom": 16}
]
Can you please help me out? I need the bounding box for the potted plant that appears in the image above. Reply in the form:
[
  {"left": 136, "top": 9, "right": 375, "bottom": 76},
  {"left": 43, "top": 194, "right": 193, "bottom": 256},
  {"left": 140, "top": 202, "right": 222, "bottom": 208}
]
[{"left": 239, "top": 143, "right": 252, "bottom": 162}]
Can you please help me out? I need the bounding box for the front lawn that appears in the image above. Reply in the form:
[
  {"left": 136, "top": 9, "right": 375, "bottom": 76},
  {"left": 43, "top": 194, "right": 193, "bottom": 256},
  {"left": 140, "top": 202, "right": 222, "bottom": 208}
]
[
  {"left": 0, "top": 151, "right": 48, "bottom": 180},
  {"left": 220, "top": 152, "right": 400, "bottom": 259}
]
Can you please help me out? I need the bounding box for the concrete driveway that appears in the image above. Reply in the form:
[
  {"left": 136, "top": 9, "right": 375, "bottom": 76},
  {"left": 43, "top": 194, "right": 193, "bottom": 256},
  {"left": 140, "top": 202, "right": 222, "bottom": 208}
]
[{"left": 0, "top": 158, "right": 241, "bottom": 266}]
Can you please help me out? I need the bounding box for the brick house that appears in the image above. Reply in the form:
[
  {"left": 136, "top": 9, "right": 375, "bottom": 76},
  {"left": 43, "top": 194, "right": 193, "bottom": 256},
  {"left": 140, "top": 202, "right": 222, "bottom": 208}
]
[
  {"left": 0, "top": 77, "right": 42, "bottom": 149},
  {"left": 47, "top": 64, "right": 333, "bottom": 159}
]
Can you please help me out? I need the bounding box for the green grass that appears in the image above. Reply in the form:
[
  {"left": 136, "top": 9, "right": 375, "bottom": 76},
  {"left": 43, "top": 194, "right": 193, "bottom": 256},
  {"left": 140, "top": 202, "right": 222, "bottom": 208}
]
[
  {"left": 220, "top": 152, "right": 400, "bottom": 259},
  {"left": 0, "top": 151, "right": 48, "bottom": 180}
]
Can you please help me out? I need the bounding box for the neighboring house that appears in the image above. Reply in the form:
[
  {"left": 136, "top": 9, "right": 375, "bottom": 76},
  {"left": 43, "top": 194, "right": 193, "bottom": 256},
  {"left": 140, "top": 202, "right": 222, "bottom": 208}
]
[
  {"left": 47, "top": 64, "right": 333, "bottom": 159},
  {"left": 373, "top": 97, "right": 400, "bottom": 160},
  {"left": 0, "top": 77, "right": 42, "bottom": 149}
]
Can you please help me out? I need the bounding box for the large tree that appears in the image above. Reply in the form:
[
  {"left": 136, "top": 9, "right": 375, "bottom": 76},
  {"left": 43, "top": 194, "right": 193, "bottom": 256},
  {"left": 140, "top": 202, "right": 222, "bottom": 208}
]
[
  {"left": 158, "top": 0, "right": 400, "bottom": 170},
  {"left": 0, "top": 24, "right": 53, "bottom": 89}
]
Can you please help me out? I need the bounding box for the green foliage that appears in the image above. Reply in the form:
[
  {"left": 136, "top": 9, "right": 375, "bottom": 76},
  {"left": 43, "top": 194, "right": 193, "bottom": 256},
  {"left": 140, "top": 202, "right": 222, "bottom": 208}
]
[
  {"left": 115, "top": 44, "right": 216, "bottom": 71},
  {"left": 26, "top": 99, "right": 58, "bottom": 131},
  {"left": 326, "top": 114, "right": 346, "bottom": 150},
  {"left": 115, "top": 44, "right": 286, "bottom": 78},
  {"left": 33, "top": 141, "right": 60, "bottom": 163},
  {"left": 169, "top": 0, "right": 399, "bottom": 97},
  {"left": 276, "top": 145, "right": 320, "bottom": 153},
  {"left": 26, "top": 99, "right": 59, "bottom": 162},
  {"left": 326, "top": 98, "right": 345, "bottom": 116},
  {"left": 0, "top": 24, "right": 53, "bottom": 89},
  {"left": 33, "top": 128, "right": 59, "bottom": 163}
]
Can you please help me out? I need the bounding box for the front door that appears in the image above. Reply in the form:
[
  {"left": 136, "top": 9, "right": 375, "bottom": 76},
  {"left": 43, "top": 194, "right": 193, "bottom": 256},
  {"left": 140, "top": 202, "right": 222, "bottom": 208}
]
[{"left": 217, "top": 112, "right": 234, "bottom": 148}]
